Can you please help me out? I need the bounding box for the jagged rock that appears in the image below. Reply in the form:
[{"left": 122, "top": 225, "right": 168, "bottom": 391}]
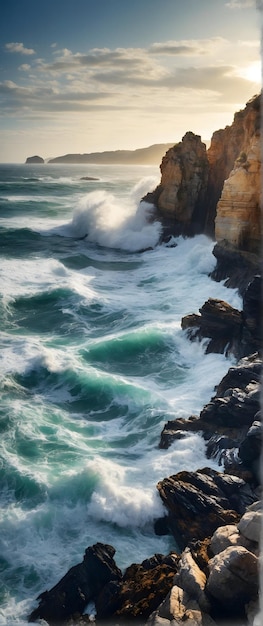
[
  {"left": 210, "top": 241, "right": 260, "bottom": 295},
  {"left": 241, "top": 275, "right": 262, "bottom": 353},
  {"left": 25, "top": 155, "right": 44, "bottom": 164},
  {"left": 144, "top": 132, "right": 209, "bottom": 237},
  {"left": 238, "top": 419, "right": 262, "bottom": 483},
  {"left": 28, "top": 542, "right": 122, "bottom": 624},
  {"left": 206, "top": 545, "right": 259, "bottom": 613},
  {"left": 159, "top": 354, "right": 262, "bottom": 460},
  {"left": 95, "top": 552, "right": 180, "bottom": 621},
  {"left": 156, "top": 467, "right": 257, "bottom": 550},
  {"left": 181, "top": 297, "right": 242, "bottom": 356},
  {"left": 144, "top": 94, "right": 261, "bottom": 257}
]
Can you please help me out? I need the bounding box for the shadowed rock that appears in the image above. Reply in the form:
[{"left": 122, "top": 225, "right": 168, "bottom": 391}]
[{"left": 28, "top": 543, "right": 122, "bottom": 624}]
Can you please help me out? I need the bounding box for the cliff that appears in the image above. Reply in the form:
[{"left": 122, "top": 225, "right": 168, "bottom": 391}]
[
  {"left": 146, "top": 94, "right": 261, "bottom": 255},
  {"left": 144, "top": 132, "right": 209, "bottom": 237}
]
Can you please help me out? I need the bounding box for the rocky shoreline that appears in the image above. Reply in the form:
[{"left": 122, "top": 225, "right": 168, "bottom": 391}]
[
  {"left": 28, "top": 94, "right": 262, "bottom": 626},
  {"left": 28, "top": 265, "right": 262, "bottom": 626}
]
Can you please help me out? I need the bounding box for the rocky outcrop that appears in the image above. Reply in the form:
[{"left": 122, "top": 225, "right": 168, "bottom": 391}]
[
  {"left": 159, "top": 352, "right": 262, "bottom": 485},
  {"left": 148, "top": 502, "right": 261, "bottom": 626},
  {"left": 205, "top": 93, "right": 260, "bottom": 240},
  {"left": 25, "top": 155, "right": 44, "bottom": 164},
  {"left": 181, "top": 297, "right": 242, "bottom": 357},
  {"left": 181, "top": 274, "right": 262, "bottom": 358},
  {"left": 144, "top": 94, "right": 261, "bottom": 257},
  {"left": 28, "top": 543, "right": 122, "bottom": 624},
  {"left": 144, "top": 132, "right": 209, "bottom": 237},
  {"left": 156, "top": 468, "right": 257, "bottom": 551}
]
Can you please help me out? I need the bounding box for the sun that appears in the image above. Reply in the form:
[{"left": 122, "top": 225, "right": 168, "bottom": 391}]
[{"left": 239, "top": 61, "right": 261, "bottom": 84}]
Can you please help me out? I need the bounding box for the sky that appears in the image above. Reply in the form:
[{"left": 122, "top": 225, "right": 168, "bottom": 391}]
[{"left": 0, "top": 0, "right": 262, "bottom": 162}]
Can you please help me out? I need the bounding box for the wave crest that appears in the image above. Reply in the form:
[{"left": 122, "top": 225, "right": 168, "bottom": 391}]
[{"left": 70, "top": 177, "right": 162, "bottom": 252}]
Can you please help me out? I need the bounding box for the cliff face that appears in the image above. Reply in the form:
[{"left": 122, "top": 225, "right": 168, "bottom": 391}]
[
  {"left": 206, "top": 94, "right": 261, "bottom": 250},
  {"left": 214, "top": 124, "right": 261, "bottom": 254},
  {"left": 147, "top": 132, "right": 209, "bottom": 236},
  {"left": 148, "top": 94, "right": 261, "bottom": 254}
]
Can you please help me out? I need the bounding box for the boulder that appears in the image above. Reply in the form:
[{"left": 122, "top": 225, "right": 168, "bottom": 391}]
[
  {"left": 237, "top": 508, "right": 262, "bottom": 544},
  {"left": 206, "top": 545, "right": 259, "bottom": 613},
  {"left": 147, "top": 584, "right": 216, "bottom": 626}
]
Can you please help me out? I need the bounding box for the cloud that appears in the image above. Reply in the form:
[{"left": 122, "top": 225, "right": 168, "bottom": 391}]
[
  {"left": 18, "top": 64, "right": 31, "bottom": 71},
  {"left": 5, "top": 42, "right": 35, "bottom": 55},
  {"left": 149, "top": 38, "right": 226, "bottom": 56},
  {"left": 226, "top": 0, "right": 257, "bottom": 8}
]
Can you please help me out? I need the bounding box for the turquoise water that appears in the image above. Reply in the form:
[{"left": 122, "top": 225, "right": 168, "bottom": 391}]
[{"left": 0, "top": 163, "right": 242, "bottom": 624}]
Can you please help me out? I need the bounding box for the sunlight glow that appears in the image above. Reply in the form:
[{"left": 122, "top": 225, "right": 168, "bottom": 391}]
[{"left": 238, "top": 60, "right": 261, "bottom": 83}]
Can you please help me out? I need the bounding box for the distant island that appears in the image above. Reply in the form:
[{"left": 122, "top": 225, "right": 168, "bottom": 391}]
[
  {"left": 26, "top": 155, "right": 44, "bottom": 164},
  {"left": 47, "top": 144, "right": 176, "bottom": 165}
]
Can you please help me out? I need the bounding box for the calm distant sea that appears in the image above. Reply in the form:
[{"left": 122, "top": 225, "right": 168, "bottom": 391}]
[{"left": 0, "top": 163, "right": 242, "bottom": 624}]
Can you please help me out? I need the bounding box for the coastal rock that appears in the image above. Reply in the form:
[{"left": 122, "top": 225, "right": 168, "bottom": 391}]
[
  {"left": 94, "top": 552, "right": 179, "bottom": 620},
  {"left": 25, "top": 155, "right": 44, "bottom": 164},
  {"left": 144, "top": 94, "right": 261, "bottom": 256},
  {"left": 210, "top": 242, "right": 260, "bottom": 295},
  {"left": 156, "top": 467, "right": 257, "bottom": 550},
  {"left": 28, "top": 542, "right": 122, "bottom": 624},
  {"left": 181, "top": 274, "right": 262, "bottom": 358},
  {"left": 206, "top": 545, "right": 259, "bottom": 613},
  {"left": 206, "top": 93, "right": 260, "bottom": 242},
  {"left": 237, "top": 508, "right": 262, "bottom": 545},
  {"left": 100, "top": 553, "right": 180, "bottom": 621},
  {"left": 147, "top": 584, "right": 216, "bottom": 626},
  {"left": 181, "top": 297, "right": 242, "bottom": 357},
  {"left": 159, "top": 354, "right": 262, "bottom": 466},
  {"left": 173, "top": 547, "right": 210, "bottom": 612},
  {"left": 145, "top": 132, "right": 209, "bottom": 237},
  {"left": 215, "top": 134, "right": 261, "bottom": 254}
]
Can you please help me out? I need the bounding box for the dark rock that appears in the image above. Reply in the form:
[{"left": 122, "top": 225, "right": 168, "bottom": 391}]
[
  {"left": 238, "top": 419, "right": 262, "bottom": 484},
  {"left": 210, "top": 241, "right": 260, "bottom": 295},
  {"left": 241, "top": 275, "right": 262, "bottom": 354},
  {"left": 157, "top": 468, "right": 257, "bottom": 550},
  {"left": 28, "top": 542, "right": 122, "bottom": 624},
  {"left": 159, "top": 354, "right": 262, "bottom": 456},
  {"left": 80, "top": 176, "right": 99, "bottom": 181},
  {"left": 181, "top": 298, "right": 242, "bottom": 357},
  {"left": 95, "top": 553, "right": 179, "bottom": 621},
  {"left": 25, "top": 155, "right": 44, "bottom": 164}
]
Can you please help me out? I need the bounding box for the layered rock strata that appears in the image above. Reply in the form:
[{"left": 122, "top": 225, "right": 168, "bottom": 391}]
[{"left": 144, "top": 94, "right": 261, "bottom": 257}]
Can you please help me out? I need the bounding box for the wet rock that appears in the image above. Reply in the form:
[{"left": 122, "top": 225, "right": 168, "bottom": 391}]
[
  {"left": 28, "top": 542, "right": 122, "bottom": 624},
  {"left": 181, "top": 298, "right": 242, "bottom": 357},
  {"left": 156, "top": 467, "right": 257, "bottom": 550}
]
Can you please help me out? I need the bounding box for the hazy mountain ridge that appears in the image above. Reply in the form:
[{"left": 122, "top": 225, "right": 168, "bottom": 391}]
[{"left": 47, "top": 143, "right": 177, "bottom": 165}]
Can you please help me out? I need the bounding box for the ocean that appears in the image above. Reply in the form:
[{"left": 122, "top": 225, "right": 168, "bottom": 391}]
[{"left": 0, "top": 162, "right": 242, "bottom": 624}]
